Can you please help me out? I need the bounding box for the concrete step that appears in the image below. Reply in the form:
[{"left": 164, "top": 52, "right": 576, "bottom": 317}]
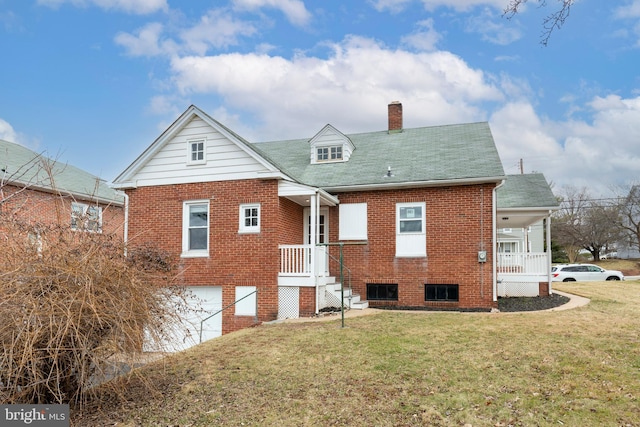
[{"left": 328, "top": 284, "right": 367, "bottom": 309}]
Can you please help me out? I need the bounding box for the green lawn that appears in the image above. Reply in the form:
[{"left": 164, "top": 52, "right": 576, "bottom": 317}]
[{"left": 75, "top": 280, "right": 640, "bottom": 426}]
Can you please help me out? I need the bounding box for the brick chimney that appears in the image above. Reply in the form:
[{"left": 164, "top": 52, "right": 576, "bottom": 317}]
[{"left": 388, "top": 101, "right": 403, "bottom": 133}]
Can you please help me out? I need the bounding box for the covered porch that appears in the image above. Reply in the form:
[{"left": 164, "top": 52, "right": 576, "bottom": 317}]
[
  {"left": 495, "top": 174, "right": 559, "bottom": 298},
  {"left": 276, "top": 181, "right": 349, "bottom": 318},
  {"left": 496, "top": 207, "right": 555, "bottom": 297}
]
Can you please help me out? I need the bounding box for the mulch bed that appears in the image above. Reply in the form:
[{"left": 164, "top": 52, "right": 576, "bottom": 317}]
[{"left": 497, "top": 293, "right": 570, "bottom": 312}]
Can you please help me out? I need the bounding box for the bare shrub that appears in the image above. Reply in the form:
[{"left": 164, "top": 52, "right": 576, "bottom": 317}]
[{"left": 0, "top": 214, "right": 192, "bottom": 407}]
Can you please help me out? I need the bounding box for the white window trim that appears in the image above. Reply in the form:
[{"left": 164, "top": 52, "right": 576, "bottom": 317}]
[
  {"left": 187, "top": 138, "right": 207, "bottom": 165},
  {"left": 71, "top": 202, "right": 103, "bottom": 233},
  {"left": 239, "top": 203, "right": 260, "bottom": 234},
  {"left": 397, "top": 202, "right": 425, "bottom": 234},
  {"left": 182, "top": 200, "right": 210, "bottom": 258},
  {"left": 396, "top": 202, "right": 426, "bottom": 257},
  {"left": 315, "top": 145, "right": 344, "bottom": 163}
]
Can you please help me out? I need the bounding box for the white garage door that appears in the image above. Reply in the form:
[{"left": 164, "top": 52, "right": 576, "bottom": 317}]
[{"left": 165, "top": 286, "right": 223, "bottom": 352}]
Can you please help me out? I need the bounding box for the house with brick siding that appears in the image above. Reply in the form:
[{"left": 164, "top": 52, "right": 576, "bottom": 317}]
[
  {"left": 0, "top": 138, "right": 124, "bottom": 235},
  {"left": 113, "top": 102, "right": 557, "bottom": 349}
]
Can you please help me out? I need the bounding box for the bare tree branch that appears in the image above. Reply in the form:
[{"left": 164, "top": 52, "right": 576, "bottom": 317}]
[{"left": 504, "top": 0, "right": 576, "bottom": 46}]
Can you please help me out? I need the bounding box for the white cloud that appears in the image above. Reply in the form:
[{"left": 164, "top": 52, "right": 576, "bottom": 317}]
[
  {"left": 466, "top": 8, "right": 522, "bottom": 45},
  {"left": 232, "top": 0, "right": 311, "bottom": 27},
  {"left": 491, "top": 95, "right": 640, "bottom": 196},
  {"left": 0, "top": 119, "right": 18, "bottom": 142},
  {"left": 167, "top": 35, "right": 502, "bottom": 140},
  {"left": 371, "top": 0, "right": 505, "bottom": 13},
  {"left": 369, "top": 0, "right": 413, "bottom": 13},
  {"left": 179, "top": 9, "right": 258, "bottom": 54},
  {"left": 114, "top": 22, "right": 170, "bottom": 57},
  {"left": 614, "top": 0, "right": 640, "bottom": 19},
  {"left": 401, "top": 18, "right": 442, "bottom": 51},
  {"left": 490, "top": 102, "right": 562, "bottom": 173},
  {"left": 37, "top": 0, "right": 168, "bottom": 14},
  {"left": 115, "top": 9, "right": 258, "bottom": 57}
]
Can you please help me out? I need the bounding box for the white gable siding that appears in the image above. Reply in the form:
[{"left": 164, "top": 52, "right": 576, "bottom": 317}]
[{"left": 130, "top": 117, "right": 272, "bottom": 187}]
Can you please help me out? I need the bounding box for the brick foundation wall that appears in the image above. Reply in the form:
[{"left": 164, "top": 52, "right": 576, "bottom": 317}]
[
  {"left": 299, "top": 287, "right": 316, "bottom": 317},
  {"left": 330, "top": 183, "right": 497, "bottom": 310}
]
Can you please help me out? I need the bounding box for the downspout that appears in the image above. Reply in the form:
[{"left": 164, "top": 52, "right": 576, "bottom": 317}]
[
  {"left": 492, "top": 179, "right": 506, "bottom": 302},
  {"left": 123, "top": 192, "right": 129, "bottom": 256}
]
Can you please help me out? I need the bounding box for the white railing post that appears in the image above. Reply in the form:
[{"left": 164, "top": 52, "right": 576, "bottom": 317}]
[{"left": 279, "top": 245, "right": 313, "bottom": 275}]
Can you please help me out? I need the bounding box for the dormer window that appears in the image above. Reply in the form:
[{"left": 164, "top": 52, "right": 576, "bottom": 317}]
[
  {"left": 317, "top": 146, "right": 343, "bottom": 162},
  {"left": 309, "top": 124, "right": 354, "bottom": 165},
  {"left": 188, "top": 139, "right": 206, "bottom": 165}
]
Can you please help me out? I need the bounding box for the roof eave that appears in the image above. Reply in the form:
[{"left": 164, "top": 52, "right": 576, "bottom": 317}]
[
  {"left": 5, "top": 179, "right": 125, "bottom": 206},
  {"left": 498, "top": 206, "right": 560, "bottom": 212},
  {"left": 321, "top": 175, "right": 506, "bottom": 192}
]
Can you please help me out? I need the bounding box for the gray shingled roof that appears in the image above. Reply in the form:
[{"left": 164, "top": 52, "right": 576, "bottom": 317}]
[
  {"left": 0, "top": 139, "right": 124, "bottom": 205},
  {"left": 253, "top": 122, "right": 505, "bottom": 188},
  {"left": 497, "top": 173, "right": 558, "bottom": 209}
]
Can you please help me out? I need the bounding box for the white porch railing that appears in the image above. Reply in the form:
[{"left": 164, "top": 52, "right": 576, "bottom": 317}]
[
  {"left": 279, "top": 244, "right": 312, "bottom": 275},
  {"left": 497, "top": 252, "right": 548, "bottom": 275}
]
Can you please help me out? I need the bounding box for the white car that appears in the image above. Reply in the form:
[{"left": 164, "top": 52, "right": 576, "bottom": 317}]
[{"left": 551, "top": 264, "right": 625, "bottom": 282}]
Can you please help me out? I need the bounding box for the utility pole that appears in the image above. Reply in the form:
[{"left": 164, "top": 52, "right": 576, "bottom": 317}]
[{"left": 519, "top": 158, "right": 524, "bottom": 174}]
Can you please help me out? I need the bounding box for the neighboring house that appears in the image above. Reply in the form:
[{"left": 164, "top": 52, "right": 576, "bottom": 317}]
[
  {"left": 0, "top": 138, "right": 124, "bottom": 235},
  {"left": 113, "top": 103, "right": 557, "bottom": 348},
  {"left": 615, "top": 243, "right": 640, "bottom": 260},
  {"left": 496, "top": 173, "right": 559, "bottom": 297}
]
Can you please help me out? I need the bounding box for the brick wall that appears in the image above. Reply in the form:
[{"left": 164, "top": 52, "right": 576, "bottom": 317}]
[
  {"left": 125, "top": 179, "right": 498, "bottom": 338},
  {"left": 126, "top": 179, "right": 285, "bottom": 335},
  {"left": 330, "top": 183, "right": 497, "bottom": 310},
  {"left": 0, "top": 184, "right": 124, "bottom": 237}
]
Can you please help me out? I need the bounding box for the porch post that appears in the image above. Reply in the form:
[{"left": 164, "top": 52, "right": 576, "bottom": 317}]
[
  {"left": 546, "top": 213, "right": 553, "bottom": 294},
  {"left": 310, "top": 193, "right": 318, "bottom": 314}
]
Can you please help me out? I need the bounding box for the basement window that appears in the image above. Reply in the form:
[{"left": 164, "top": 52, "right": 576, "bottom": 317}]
[
  {"left": 425, "top": 284, "right": 459, "bottom": 302},
  {"left": 367, "top": 283, "right": 398, "bottom": 301}
]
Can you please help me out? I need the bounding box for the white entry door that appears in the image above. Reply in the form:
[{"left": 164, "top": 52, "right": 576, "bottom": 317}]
[{"left": 304, "top": 208, "right": 329, "bottom": 276}]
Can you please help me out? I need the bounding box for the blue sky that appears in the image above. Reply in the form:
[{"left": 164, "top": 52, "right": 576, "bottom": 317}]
[{"left": 1, "top": 0, "right": 639, "bottom": 197}]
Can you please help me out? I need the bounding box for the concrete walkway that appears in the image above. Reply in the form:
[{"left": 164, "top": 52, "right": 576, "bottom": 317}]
[{"left": 546, "top": 290, "right": 590, "bottom": 311}]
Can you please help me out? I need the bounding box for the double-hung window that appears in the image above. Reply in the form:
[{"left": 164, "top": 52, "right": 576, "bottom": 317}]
[
  {"left": 182, "top": 200, "right": 209, "bottom": 257},
  {"left": 396, "top": 202, "right": 426, "bottom": 257},
  {"left": 71, "top": 202, "right": 102, "bottom": 232},
  {"left": 239, "top": 203, "right": 260, "bottom": 233}
]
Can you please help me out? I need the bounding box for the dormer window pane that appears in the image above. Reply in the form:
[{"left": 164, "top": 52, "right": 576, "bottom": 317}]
[
  {"left": 317, "top": 147, "right": 328, "bottom": 161},
  {"left": 317, "top": 146, "right": 342, "bottom": 162}
]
